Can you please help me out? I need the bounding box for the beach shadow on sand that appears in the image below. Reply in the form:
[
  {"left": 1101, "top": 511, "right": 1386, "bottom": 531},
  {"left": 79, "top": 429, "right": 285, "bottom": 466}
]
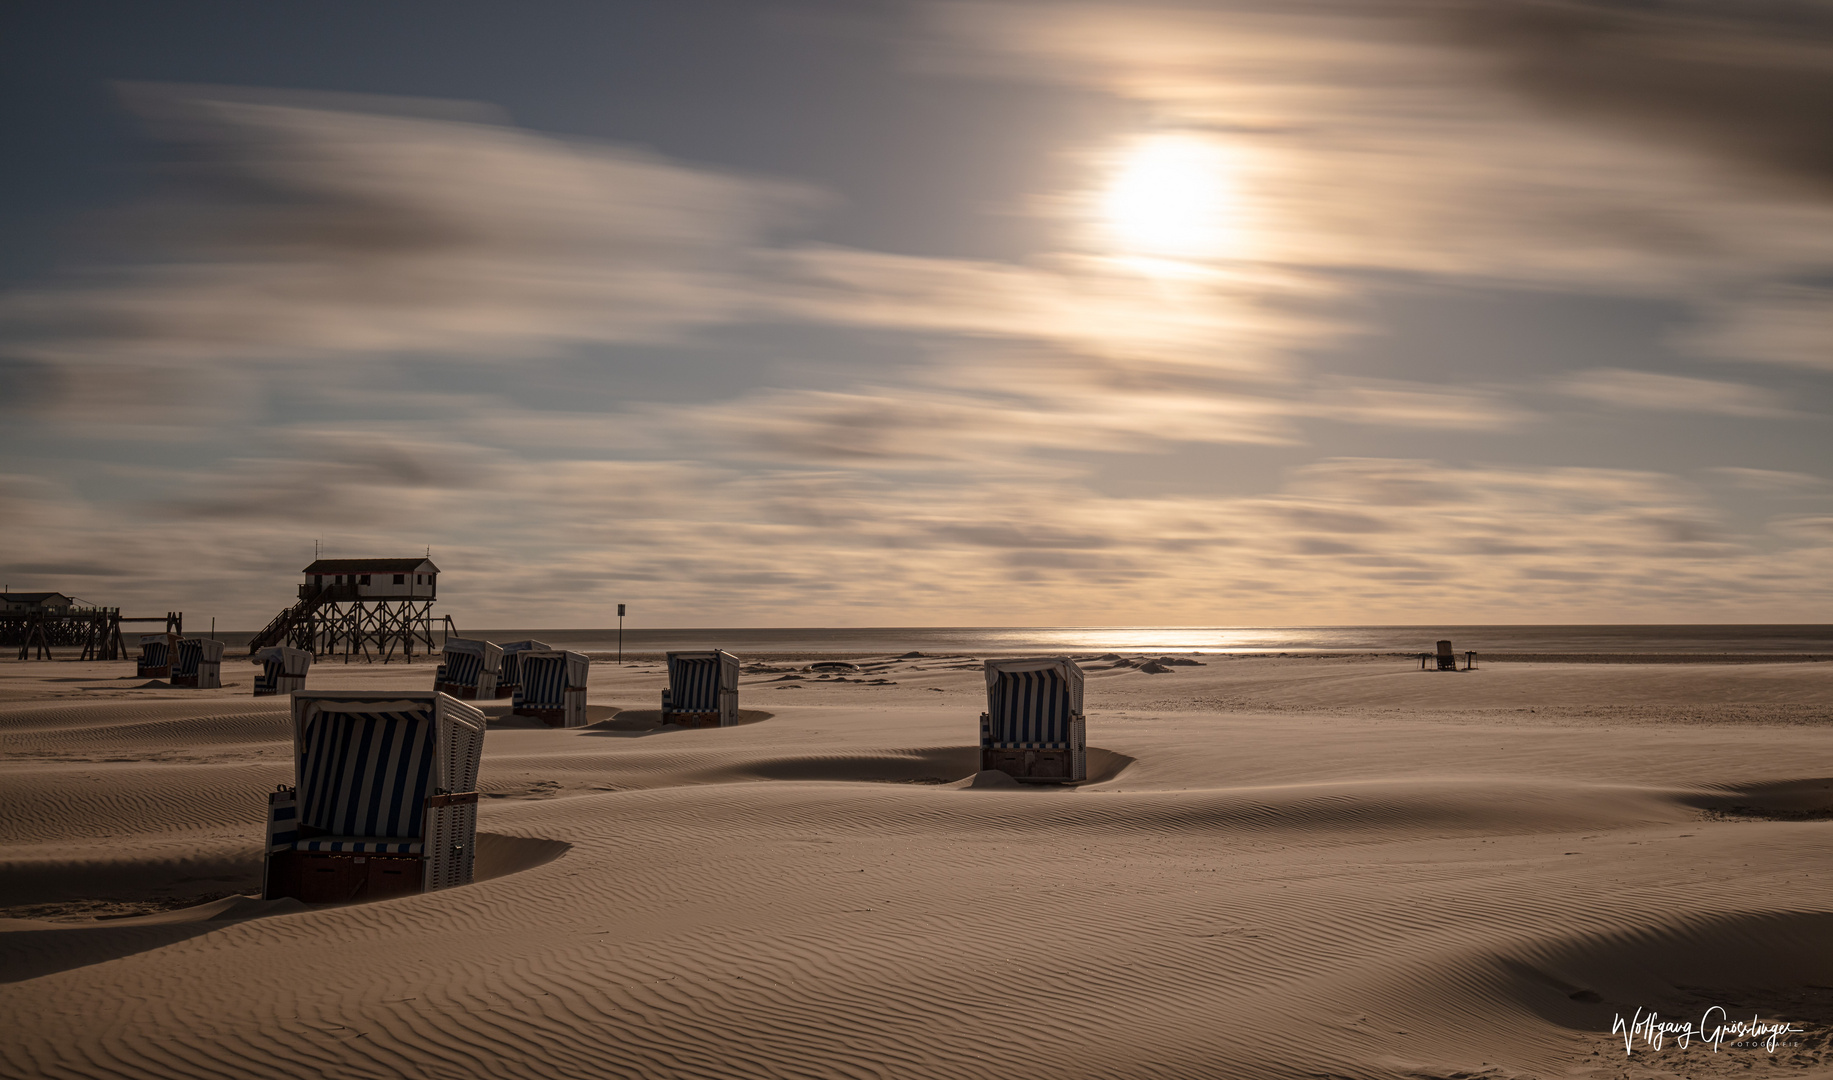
[
  {"left": 577, "top": 708, "right": 775, "bottom": 737},
  {"left": 0, "top": 833, "right": 572, "bottom": 984},
  {"left": 1678, "top": 777, "right": 1833, "bottom": 820},
  {"left": 718, "top": 746, "right": 1135, "bottom": 787}
]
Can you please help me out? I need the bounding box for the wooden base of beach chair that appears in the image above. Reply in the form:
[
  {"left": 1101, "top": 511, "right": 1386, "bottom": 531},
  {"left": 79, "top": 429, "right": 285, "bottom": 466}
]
[
  {"left": 495, "top": 685, "right": 519, "bottom": 699},
  {"left": 434, "top": 682, "right": 480, "bottom": 700},
  {"left": 138, "top": 665, "right": 170, "bottom": 679},
  {"left": 664, "top": 710, "right": 721, "bottom": 729},
  {"left": 265, "top": 850, "right": 424, "bottom": 904},
  {"left": 170, "top": 675, "right": 197, "bottom": 687},
  {"left": 982, "top": 747, "right": 1082, "bottom": 783}
]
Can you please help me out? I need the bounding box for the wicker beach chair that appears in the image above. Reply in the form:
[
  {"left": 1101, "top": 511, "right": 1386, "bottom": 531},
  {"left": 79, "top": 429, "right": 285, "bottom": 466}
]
[
  {"left": 979, "top": 657, "right": 1087, "bottom": 783},
  {"left": 170, "top": 637, "right": 225, "bottom": 689},
  {"left": 1436, "top": 639, "right": 1457, "bottom": 671},
  {"left": 263, "top": 691, "right": 485, "bottom": 904},
  {"left": 433, "top": 638, "right": 502, "bottom": 700},
  {"left": 137, "top": 633, "right": 178, "bottom": 679},
  {"left": 253, "top": 646, "right": 313, "bottom": 697},
  {"left": 662, "top": 650, "right": 739, "bottom": 727},
  {"left": 512, "top": 649, "right": 590, "bottom": 727},
  {"left": 495, "top": 640, "right": 552, "bottom": 700}
]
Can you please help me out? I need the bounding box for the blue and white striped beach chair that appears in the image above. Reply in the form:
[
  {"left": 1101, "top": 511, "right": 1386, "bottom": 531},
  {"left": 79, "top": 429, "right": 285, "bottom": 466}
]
[
  {"left": 170, "top": 637, "right": 225, "bottom": 689},
  {"left": 495, "top": 640, "right": 552, "bottom": 700},
  {"left": 137, "top": 633, "right": 177, "bottom": 679},
  {"left": 979, "top": 657, "right": 1087, "bottom": 782},
  {"left": 512, "top": 649, "right": 590, "bottom": 727},
  {"left": 433, "top": 638, "right": 502, "bottom": 701},
  {"left": 253, "top": 646, "right": 312, "bottom": 697},
  {"left": 662, "top": 650, "right": 740, "bottom": 727},
  {"left": 263, "top": 691, "right": 486, "bottom": 904}
]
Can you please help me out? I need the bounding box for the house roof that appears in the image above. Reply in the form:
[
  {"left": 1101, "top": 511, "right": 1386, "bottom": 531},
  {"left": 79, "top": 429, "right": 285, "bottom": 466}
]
[
  {"left": 2, "top": 592, "right": 73, "bottom": 604},
  {"left": 302, "top": 559, "right": 439, "bottom": 574}
]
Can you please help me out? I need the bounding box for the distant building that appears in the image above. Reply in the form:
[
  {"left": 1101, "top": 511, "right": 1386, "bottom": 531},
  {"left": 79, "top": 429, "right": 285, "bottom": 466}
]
[
  {"left": 1, "top": 592, "right": 75, "bottom": 614},
  {"left": 302, "top": 559, "right": 439, "bottom": 601}
]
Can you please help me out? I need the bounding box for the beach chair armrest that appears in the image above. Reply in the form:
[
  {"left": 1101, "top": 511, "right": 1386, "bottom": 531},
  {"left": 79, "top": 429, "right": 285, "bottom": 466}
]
[
  {"left": 265, "top": 787, "right": 299, "bottom": 852},
  {"left": 423, "top": 794, "right": 480, "bottom": 891}
]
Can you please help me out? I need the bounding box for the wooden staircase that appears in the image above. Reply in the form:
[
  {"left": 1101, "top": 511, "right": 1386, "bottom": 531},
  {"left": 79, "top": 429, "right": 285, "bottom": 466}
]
[{"left": 247, "top": 589, "right": 328, "bottom": 655}]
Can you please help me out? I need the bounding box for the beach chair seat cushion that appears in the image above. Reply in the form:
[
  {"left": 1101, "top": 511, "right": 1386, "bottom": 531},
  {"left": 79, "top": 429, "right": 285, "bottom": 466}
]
[{"left": 293, "top": 836, "right": 424, "bottom": 854}]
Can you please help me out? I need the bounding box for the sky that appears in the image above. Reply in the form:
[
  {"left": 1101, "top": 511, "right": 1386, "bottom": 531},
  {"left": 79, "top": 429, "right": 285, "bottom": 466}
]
[{"left": 3, "top": 0, "right": 1832, "bottom": 630}]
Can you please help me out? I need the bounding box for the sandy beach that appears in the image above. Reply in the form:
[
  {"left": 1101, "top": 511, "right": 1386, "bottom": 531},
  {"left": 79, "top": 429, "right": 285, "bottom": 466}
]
[{"left": 0, "top": 652, "right": 1827, "bottom": 1079}]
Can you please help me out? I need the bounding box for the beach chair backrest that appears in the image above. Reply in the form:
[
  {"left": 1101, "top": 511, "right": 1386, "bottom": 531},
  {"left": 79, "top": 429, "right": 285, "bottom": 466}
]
[
  {"left": 513, "top": 651, "right": 569, "bottom": 708},
  {"left": 1436, "top": 640, "right": 1454, "bottom": 658},
  {"left": 985, "top": 658, "right": 1085, "bottom": 748},
  {"left": 255, "top": 646, "right": 311, "bottom": 695},
  {"left": 140, "top": 636, "right": 170, "bottom": 668},
  {"left": 173, "top": 639, "right": 202, "bottom": 677},
  {"left": 667, "top": 654, "right": 722, "bottom": 712},
  {"left": 498, "top": 640, "right": 551, "bottom": 686},
  {"left": 296, "top": 702, "right": 439, "bottom": 838},
  {"left": 439, "top": 639, "right": 502, "bottom": 688},
  {"left": 443, "top": 649, "right": 483, "bottom": 689}
]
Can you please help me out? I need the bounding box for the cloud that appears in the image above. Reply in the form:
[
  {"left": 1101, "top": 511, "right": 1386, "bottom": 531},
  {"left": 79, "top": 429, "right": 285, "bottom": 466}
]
[
  {"left": 1554, "top": 368, "right": 1791, "bottom": 416},
  {"left": 1769, "top": 514, "right": 1833, "bottom": 541},
  {"left": 5, "top": 69, "right": 1831, "bottom": 627},
  {"left": 1681, "top": 285, "right": 1833, "bottom": 371},
  {"left": 1443, "top": 0, "right": 1833, "bottom": 196},
  {"left": 925, "top": 1, "right": 1833, "bottom": 291},
  {"left": 11, "top": 441, "right": 1831, "bottom": 625},
  {"left": 1702, "top": 467, "right": 1828, "bottom": 495},
  {"left": 1306, "top": 377, "right": 1532, "bottom": 430},
  {"left": 1, "top": 83, "right": 815, "bottom": 371}
]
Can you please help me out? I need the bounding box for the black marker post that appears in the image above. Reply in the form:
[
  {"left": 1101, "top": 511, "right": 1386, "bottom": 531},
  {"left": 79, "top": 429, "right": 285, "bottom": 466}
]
[{"left": 617, "top": 603, "right": 626, "bottom": 665}]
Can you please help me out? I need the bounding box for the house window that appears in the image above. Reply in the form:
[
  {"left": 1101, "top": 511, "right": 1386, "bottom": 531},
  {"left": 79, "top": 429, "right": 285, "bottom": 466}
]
[
  {"left": 393, "top": 574, "right": 405, "bottom": 585},
  {"left": 335, "top": 575, "right": 344, "bottom": 584},
  {"left": 314, "top": 575, "right": 322, "bottom": 586},
  {"left": 359, "top": 574, "right": 372, "bottom": 585}
]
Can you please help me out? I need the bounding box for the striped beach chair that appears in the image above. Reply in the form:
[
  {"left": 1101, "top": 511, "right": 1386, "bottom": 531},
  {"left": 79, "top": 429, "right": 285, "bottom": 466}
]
[
  {"left": 170, "top": 637, "right": 225, "bottom": 689},
  {"left": 253, "top": 646, "right": 313, "bottom": 697},
  {"left": 495, "top": 640, "right": 552, "bottom": 700},
  {"left": 980, "top": 657, "right": 1087, "bottom": 782},
  {"left": 433, "top": 638, "right": 502, "bottom": 700},
  {"left": 137, "top": 633, "right": 177, "bottom": 679},
  {"left": 263, "top": 691, "right": 486, "bottom": 904},
  {"left": 512, "top": 650, "right": 590, "bottom": 727},
  {"left": 662, "top": 650, "right": 739, "bottom": 728}
]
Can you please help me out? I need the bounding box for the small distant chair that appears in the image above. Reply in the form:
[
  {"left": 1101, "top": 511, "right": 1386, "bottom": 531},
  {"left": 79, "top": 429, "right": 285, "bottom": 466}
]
[
  {"left": 263, "top": 691, "right": 485, "bottom": 904},
  {"left": 1436, "top": 640, "right": 1458, "bottom": 671},
  {"left": 170, "top": 637, "right": 225, "bottom": 689},
  {"left": 434, "top": 638, "right": 502, "bottom": 700},
  {"left": 495, "top": 640, "right": 552, "bottom": 700},
  {"left": 662, "top": 650, "right": 739, "bottom": 727},
  {"left": 981, "top": 657, "right": 1087, "bottom": 783},
  {"left": 513, "top": 649, "right": 590, "bottom": 727},
  {"left": 137, "top": 633, "right": 178, "bottom": 679},
  {"left": 253, "top": 646, "right": 313, "bottom": 697}
]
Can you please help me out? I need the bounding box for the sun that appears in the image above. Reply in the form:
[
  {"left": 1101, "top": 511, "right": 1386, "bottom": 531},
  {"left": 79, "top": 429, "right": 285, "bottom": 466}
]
[{"left": 1097, "top": 133, "right": 1242, "bottom": 263}]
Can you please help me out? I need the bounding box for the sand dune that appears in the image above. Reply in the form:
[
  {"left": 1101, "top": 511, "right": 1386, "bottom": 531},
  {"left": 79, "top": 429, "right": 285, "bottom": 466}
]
[{"left": 2, "top": 655, "right": 1830, "bottom": 1078}]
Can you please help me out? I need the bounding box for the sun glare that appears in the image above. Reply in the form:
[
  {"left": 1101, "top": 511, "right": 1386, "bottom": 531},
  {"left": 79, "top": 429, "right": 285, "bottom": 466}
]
[{"left": 1097, "top": 134, "right": 1242, "bottom": 264}]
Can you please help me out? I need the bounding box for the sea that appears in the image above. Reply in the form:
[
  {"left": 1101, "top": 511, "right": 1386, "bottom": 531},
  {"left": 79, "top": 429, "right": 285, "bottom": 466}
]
[{"left": 456, "top": 625, "right": 1833, "bottom": 658}]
